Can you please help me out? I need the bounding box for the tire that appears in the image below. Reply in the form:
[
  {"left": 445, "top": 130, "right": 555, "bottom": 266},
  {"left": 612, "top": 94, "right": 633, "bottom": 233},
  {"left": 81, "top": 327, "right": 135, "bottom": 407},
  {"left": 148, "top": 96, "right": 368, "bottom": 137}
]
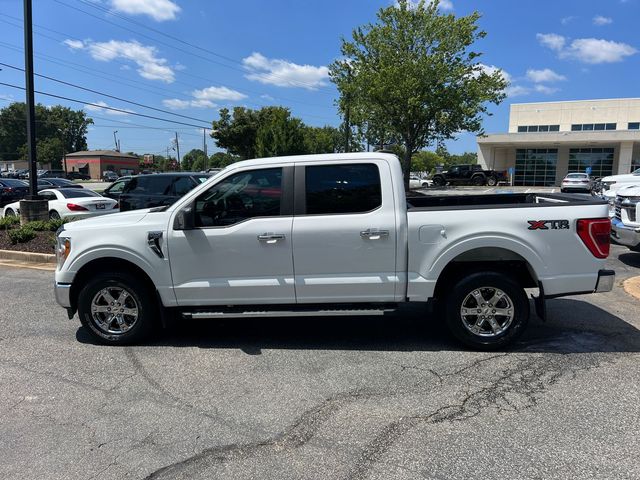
[
  {"left": 472, "top": 175, "right": 485, "bottom": 186},
  {"left": 486, "top": 176, "right": 497, "bottom": 187},
  {"left": 432, "top": 176, "right": 445, "bottom": 187},
  {"left": 444, "top": 271, "right": 529, "bottom": 350},
  {"left": 49, "top": 210, "right": 61, "bottom": 220},
  {"left": 560, "top": 189, "right": 566, "bottom": 193},
  {"left": 77, "top": 271, "right": 156, "bottom": 345},
  {"left": 5, "top": 208, "right": 15, "bottom": 217}
]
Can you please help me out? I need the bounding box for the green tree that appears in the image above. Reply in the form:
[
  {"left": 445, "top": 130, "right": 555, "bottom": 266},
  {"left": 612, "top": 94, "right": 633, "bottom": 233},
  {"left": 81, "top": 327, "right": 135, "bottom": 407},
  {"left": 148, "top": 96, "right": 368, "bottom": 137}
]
[
  {"left": 211, "top": 107, "right": 260, "bottom": 159},
  {"left": 255, "top": 107, "right": 306, "bottom": 158},
  {"left": 209, "top": 152, "right": 241, "bottom": 168},
  {"left": 0, "top": 102, "right": 93, "bottom": 166},
  {"left": 412, "top": 150, "right": 444, "bottom": 173},
  {"left": 181, "top": 148, "right": 207, "bottom": 171},
  {"left": 329, "top": 0, "right": 507, "bottom": 187},
  {"left": 302, "top": 126, "right": 343, "bottom": 154}
]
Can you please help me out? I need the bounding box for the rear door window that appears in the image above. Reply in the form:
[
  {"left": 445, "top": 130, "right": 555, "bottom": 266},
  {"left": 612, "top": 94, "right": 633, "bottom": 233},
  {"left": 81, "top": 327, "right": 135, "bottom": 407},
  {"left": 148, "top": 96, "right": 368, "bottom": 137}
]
[
  {"left": 124, "top": 176, "right": 173, "bottom": 195},
  {"left": 172, "top": 177, "right": 196, "bottom": 197},
  {"left": 304, "top": 164, "right": 381, "bottom": 215}
]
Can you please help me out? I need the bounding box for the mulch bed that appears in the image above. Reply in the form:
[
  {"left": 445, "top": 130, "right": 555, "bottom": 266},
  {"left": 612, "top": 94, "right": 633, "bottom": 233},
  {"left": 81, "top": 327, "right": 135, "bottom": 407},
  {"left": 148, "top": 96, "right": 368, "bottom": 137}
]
[{"left": 0, "top": 229, "right": 56, "bottom": 254}]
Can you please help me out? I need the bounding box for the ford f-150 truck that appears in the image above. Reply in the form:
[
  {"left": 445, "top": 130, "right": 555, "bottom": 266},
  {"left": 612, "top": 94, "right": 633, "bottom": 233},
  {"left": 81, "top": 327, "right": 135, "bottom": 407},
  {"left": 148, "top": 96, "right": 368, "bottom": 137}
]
[
  {"left": 54, "top": 153, "right": 615, "bottom": 349},
  {"left": 611, "top": 184, "right": 640, "bottom": 252}
]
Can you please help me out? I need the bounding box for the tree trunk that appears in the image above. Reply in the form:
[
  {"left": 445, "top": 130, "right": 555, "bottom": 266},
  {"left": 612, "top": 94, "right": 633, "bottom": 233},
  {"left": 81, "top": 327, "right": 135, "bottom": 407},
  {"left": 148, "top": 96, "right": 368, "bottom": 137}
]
[{"left": 402, "top": 146, "right": 412, "bottom": 192}]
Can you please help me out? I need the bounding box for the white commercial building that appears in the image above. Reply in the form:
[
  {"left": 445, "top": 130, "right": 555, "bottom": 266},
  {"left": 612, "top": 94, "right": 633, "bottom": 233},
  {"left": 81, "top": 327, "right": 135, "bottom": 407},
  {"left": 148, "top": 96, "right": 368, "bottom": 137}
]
[{"left": 478, "top": 98, "right": 640, "bottom": 186}]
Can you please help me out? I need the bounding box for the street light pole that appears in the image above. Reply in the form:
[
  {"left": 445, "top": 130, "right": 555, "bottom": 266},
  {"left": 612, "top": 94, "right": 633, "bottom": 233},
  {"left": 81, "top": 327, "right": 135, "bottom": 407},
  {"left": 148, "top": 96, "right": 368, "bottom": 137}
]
[
  {"left": 19, "top": 0, "right": 48, "bottom": 223},
  {"left": 113, "top": 130, "right": 119, "bottom": 152}
]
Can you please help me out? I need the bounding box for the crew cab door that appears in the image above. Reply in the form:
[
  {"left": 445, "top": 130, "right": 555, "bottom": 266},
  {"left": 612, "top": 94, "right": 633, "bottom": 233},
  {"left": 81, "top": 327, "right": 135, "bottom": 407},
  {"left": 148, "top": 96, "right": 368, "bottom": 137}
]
[
  {"left": 168, "top": 166, "right": 295, "bottom": 306},
  {"left": 292, "top": 160, "right": 397, "bottom": 303}
]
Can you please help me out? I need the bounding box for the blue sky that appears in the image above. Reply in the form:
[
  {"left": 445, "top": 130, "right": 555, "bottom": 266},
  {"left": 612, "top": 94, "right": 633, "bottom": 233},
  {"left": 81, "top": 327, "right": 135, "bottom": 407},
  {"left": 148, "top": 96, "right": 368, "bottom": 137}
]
[{"left": 0, "top": 0, "right": 639, "bottom": 156}]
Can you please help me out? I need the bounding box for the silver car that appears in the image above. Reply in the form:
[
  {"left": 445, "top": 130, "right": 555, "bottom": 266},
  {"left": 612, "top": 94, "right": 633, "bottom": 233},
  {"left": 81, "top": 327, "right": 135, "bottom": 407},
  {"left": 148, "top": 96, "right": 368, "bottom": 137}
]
[{"left": 561, "top": 172, "right": 593, "bottom": 193}]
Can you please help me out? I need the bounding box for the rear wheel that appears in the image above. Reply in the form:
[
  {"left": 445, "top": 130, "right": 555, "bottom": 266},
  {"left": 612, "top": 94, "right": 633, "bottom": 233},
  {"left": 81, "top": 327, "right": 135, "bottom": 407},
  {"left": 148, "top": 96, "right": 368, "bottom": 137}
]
[
  {"left": 472, "top": 175, "right": 485, "bottom": 186},
  {"left": 5, "top": 208, "right": 15, "bottom": 217},
  {"left": 444, "top": 272, "right": 529, "bottom": 350},
  {"left": 77, "top": 271, "right": 156, "bottom": 345},
  {"left": 49, "top": 210, "right": 61, "bottom": 220}
]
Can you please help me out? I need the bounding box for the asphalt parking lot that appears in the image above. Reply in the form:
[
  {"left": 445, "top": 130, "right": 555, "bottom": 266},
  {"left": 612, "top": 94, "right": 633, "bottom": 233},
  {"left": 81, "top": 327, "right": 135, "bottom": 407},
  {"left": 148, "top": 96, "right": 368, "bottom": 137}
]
[{"left": 0, "top": 244, "right": 638, "bottom": 480}]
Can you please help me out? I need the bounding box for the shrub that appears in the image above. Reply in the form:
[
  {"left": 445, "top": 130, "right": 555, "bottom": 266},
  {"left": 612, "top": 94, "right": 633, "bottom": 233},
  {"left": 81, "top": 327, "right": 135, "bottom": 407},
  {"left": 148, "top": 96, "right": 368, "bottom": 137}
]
[
  {"left": 26, "top": 220, "right": 50, "bottom": 231},
  {"left": 0, "top": 215, "right": 20, "bottom": 229},
  {"left": 47, "top": 218, "right": 67, "bottom": 231},
  {"left": 8, "top": 226, "right": 36, "bottom": 244}
]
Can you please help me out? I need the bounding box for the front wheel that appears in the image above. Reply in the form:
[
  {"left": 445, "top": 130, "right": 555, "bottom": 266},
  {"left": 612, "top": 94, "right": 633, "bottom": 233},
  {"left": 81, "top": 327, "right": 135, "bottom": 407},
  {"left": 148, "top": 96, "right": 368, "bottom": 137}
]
[
  {"left": 432, "top": 176, "right": 445, "bottom": 187},
  {"left": 444, "top": 272, "right": 529, "bottom": 350},
  {"left": 486, "top": 176, "right": 497, "bottom": 186},
  {"left": 77, "top": 272, "right": 156, "bottom": 345}
]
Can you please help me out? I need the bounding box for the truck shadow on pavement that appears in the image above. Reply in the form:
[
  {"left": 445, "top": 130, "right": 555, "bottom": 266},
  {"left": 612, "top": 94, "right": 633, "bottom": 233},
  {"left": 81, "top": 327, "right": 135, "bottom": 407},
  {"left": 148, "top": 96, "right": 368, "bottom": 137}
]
[
  {"left": 76, "top": 299, "right": 640, "bottom": 354},
  {"left": 617, "top": 252, "right": 640, "bottom": 268}
]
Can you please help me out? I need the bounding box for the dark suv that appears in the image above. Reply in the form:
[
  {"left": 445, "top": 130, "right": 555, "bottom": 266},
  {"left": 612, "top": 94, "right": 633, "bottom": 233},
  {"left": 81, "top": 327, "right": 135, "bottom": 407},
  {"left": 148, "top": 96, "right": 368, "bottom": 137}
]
[
  {"left": 114, "top": 173, "right": 210, "bottom": 212},
  {"left": 0, "top": 179, "right": 30, "bottom": 206},
  {"left": 39, "top": 170, "right": 67, "bottom": 179}
]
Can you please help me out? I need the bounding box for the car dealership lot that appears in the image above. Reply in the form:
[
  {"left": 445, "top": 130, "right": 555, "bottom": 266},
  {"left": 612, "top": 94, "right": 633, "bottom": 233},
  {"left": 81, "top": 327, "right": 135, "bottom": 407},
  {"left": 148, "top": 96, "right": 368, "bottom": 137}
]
[{"left": 0, "top": 245, "right": 638, "bottom": 480}]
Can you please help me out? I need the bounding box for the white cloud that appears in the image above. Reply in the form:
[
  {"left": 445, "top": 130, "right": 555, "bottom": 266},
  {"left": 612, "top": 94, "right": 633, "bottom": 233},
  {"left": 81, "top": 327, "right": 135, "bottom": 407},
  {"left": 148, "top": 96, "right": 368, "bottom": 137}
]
[
  {"left": 84, "top": 101, "right": 135, "bottom": 116},
  {"left": 63, "top": 39, "right": 84, "bottom": 50},
  {"left": 506, "top": 85, "right": 531, "bottom": 98},
  {"left": 476, "top": 63, "right": 511, "bottom": 82},
  {"left": 192, "top": 86, "right": 246, "bottom": 102},
  {"left": 593, "top": 15, "right": 613, "bottom": 26},
  {"left": 537, "top": 33, "right": 636, "bottom": 64},
  {"left": 242, "top": 52, "right": 329, "bottom": 90},
  {"left": 526, "top": 68, "right": 566, "bottom": 83},
  {"left": 65, "top": 39, "right": 175, "bottom": 83},
  {"left": 163, "top": 85, "right": 246, "bottom": 110},
  {"left": 260, "top": 94, "right": 275, "bottom": 101},
  {"left": 534, "top": 84, "right": 559, "bottom": 95},
  {"left": 536, "top": 33, "right": 566, "bottom": 51},
  {"left": 109, "top": 0, "right": 180, "bottom": 22},
  {"left": 561, "top": 16, "right": 576, "bottom": 25}
]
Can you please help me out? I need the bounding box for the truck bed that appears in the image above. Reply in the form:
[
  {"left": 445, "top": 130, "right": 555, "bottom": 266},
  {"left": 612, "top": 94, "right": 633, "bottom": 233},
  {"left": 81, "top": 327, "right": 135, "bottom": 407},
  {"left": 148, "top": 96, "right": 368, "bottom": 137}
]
[{"left": 407, "top": 192, "right": 607, "bottom": 210}]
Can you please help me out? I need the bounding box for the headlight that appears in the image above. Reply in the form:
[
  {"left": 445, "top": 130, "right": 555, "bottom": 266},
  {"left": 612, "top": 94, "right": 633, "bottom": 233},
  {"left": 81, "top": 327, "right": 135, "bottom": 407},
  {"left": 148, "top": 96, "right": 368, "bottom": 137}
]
[{"left": 56, "top": 237, "right": 71, "bottom": 268}]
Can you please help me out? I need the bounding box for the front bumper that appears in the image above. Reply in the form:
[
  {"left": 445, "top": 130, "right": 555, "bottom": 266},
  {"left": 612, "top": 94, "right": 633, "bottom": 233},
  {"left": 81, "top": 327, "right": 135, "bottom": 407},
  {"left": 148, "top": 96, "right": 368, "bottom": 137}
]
[
  {"left": 611, "top": 217, "right": 640, "bottom": 248},
  {"left": 54, "top": 282, "right": 72, "bottom": 308}
]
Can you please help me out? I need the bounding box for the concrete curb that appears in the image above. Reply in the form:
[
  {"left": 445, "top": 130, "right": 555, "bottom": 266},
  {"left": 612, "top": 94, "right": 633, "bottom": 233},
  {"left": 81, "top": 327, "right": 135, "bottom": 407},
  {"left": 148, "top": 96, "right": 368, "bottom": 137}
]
[
  {"left": 623, "top": 276, "right": 640, "bottom": 301},
  {"left": 0, "top": 249, "right": 56, "bottom": 265}
]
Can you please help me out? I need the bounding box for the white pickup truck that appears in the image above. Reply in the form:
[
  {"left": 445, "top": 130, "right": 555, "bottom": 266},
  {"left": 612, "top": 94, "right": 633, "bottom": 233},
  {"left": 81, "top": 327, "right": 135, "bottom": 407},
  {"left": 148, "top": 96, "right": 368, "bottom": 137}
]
[
  {"left": 611, "top": 184, "right": 640, "bottom": 252},
  {"left": 54, "top": 153, "right": 615, "bottom": 349}
]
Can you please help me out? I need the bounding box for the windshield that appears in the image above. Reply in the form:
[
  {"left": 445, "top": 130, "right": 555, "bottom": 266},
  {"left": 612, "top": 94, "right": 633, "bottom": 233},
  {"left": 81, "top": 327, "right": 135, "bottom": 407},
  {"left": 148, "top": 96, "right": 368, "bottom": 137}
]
[
  {"left": 1, "top": 179, "right": 28, "bottom": 187},
  {"left": 58, "top": 189, "right": 102, "bottom": 199},
  {"left": 633, "top": 168, "right": 640, "bottom": 175}
]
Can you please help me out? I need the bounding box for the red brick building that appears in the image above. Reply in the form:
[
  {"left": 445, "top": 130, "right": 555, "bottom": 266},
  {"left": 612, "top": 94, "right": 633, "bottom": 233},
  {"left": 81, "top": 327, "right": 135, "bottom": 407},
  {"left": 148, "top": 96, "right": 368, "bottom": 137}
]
[{"left": 64, "top": 150, "right": 139, "bottom": 179}]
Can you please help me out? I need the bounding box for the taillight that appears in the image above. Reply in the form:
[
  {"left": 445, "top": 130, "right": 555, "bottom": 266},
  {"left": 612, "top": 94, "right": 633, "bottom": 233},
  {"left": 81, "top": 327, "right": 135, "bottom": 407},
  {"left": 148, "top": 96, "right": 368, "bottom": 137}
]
[
  {"left": 66, "top": 203, "right": 88, "bottom": 211},
  {"left": 113, "top": 202, "right": 119, "bottom": 209},
  {"left": 577, "top": 218, "right": 610, "bottom": 259}
]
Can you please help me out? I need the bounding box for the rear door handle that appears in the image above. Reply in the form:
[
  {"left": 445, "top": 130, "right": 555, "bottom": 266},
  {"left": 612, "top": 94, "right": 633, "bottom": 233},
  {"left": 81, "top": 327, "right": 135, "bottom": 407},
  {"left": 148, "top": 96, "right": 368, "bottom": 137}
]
[
  {"left": 257, "top": 233, "right": 285, "bottom": 243},
  {"left": 360, "top": 229, "right": 390, "bottom": 240}
]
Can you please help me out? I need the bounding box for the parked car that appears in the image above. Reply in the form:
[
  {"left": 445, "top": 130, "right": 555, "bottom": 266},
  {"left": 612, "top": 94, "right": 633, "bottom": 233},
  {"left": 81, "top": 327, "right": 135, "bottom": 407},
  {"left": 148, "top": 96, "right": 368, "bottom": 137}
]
[
  {"left": 2, "top": 188, "right": 118, "bottom": 220},
  {"left": 611, "top": 184, "right": 640, "bottom": 252},
  {"left": 36, "top": 178, "right": 83, "bottom": 191},
  {"left": 66, "top": 171, "right": 91, "bottom": 181},
  {"left": 596, "top": 167, "right": 640, "bottom": 199},
  {"left": 431, "top": 164, "right": 507, "bottom": 187},
  {"left": 561, "top": 173, "right": 594, "bottom": 193},
  {"left": 101, "top": 176, "right": 132, "bottom": 203},
  {"left": 38, "top": 169, "right": 67, "bottom": 179},
  {"left": 409, "top": 175, "right": 431, "bottom": 189},
  {"left": 117, "top": 172, "right": 210, "bottom": 212},
  {"left": 54, "top": 152, "right": 614, "bottom": 349},
  {"left": 0, "top": 178, "right": 30, "bottom": 207},
  {"left": 102, "top": 171, "right": 118, "bottom": 182}
]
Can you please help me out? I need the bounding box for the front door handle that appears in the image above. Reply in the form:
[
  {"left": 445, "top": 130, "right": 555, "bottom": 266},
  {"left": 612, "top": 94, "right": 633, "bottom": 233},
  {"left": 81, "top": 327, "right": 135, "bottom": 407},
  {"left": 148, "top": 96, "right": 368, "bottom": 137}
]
[
  {"left": 360, "top": 229, "right": 390, "bottom": 240},
  {"left": 257, "top": 233, "right": 285, "bottom": 244}
]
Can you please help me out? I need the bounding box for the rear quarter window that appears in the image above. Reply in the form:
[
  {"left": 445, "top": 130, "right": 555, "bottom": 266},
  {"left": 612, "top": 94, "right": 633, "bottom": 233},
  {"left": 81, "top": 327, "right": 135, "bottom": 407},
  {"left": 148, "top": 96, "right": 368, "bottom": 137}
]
[{"left": 124, "top": 176, "right": 174, "bottom": 195}]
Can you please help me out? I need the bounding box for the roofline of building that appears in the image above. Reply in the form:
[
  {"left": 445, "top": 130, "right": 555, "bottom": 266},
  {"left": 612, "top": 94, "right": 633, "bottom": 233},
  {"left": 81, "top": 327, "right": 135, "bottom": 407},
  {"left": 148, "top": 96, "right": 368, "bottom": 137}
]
[{"left": 511, "top": 97, "right": 640, "bottom": 106}]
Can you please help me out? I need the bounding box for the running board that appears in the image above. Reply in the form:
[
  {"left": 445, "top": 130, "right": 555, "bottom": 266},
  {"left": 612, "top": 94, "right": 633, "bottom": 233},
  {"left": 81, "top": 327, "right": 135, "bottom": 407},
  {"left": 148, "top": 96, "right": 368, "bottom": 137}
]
[{"left": 182, "top": 307, "right": 396, "bottom": 320}]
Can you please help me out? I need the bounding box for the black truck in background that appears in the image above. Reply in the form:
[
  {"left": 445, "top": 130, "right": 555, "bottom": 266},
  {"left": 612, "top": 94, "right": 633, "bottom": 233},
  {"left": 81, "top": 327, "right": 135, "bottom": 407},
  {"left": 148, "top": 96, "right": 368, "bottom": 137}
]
[{"left": 431, "top": 164, "right": 507, "bottom": 187}]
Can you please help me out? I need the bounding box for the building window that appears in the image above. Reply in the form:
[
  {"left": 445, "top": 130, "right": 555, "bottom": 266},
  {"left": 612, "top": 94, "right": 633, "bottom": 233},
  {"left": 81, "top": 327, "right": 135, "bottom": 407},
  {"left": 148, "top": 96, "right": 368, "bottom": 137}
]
[
  {"left": 629, "top": 122, "right": 640, "bottom": 130},
  {"left": 583, "top": 124, "right": 594, "bottom": 131},
  {"left": 568, "top": 148, "right": 614, "bottom": 178},
  {"left": 517, "top": 124, "right": 561, "bottom": 133},
  {"left": 527, "top": 126, "right": 539, "bottom": 132},
  {"left": 514, "top": 148, "right": 558, "bottom": 186},
  {"left": 571, "top": 123, "right": 616, "bottom": 131},
  {"left": 571, "top": 124, "right": 582, "bottom": 131},
  {"left": 517, "top": 126, "right": 527, "bottom": 132},
  {"left": 549, "top": 125, "right": 560, "bottom": 131},
  {"left": 594, "top": 123, "right": 605, "bottom": 131},
  {"left": 538, "top": 125, "right": 549, "bottom": 132},
  {"left": 606, "top": 123, "right": 616, "bottom": 130}
]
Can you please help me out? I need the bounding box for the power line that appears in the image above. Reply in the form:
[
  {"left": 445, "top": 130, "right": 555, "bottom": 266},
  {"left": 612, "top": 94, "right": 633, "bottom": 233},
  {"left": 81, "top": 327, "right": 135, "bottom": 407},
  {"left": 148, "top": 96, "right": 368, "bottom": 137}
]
[
  {"left": 0, "top": 81, "right": 208, "bottom": 128},
  {"left": 0, "top": 61, "right": 211, "bottom": 124},
  {"left": 55, "top": 0, "right": 336, "bottom": 93}
]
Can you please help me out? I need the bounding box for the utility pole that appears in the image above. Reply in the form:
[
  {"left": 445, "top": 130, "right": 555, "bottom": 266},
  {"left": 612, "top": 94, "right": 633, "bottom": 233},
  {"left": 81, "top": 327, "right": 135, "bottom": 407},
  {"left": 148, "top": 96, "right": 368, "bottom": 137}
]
[
  {"left": 20, "top": 0, "right": 47, "bottom": 223},
  {"left": 203, "top": 128, "right": 208, "bottom": 171},
  {"left": 174, "top": 132, "right": 180, "bottom": 165},
  {"left": 113, "top": 131, "right": 119, "bottom": 151}
]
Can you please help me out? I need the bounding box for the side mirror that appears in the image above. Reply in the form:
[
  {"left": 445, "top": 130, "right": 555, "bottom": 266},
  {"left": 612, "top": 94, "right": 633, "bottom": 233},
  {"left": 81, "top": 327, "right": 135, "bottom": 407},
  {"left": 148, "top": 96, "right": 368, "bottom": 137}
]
[{"left": 173, "top": 203, "right": 195, "bottom": 230}]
